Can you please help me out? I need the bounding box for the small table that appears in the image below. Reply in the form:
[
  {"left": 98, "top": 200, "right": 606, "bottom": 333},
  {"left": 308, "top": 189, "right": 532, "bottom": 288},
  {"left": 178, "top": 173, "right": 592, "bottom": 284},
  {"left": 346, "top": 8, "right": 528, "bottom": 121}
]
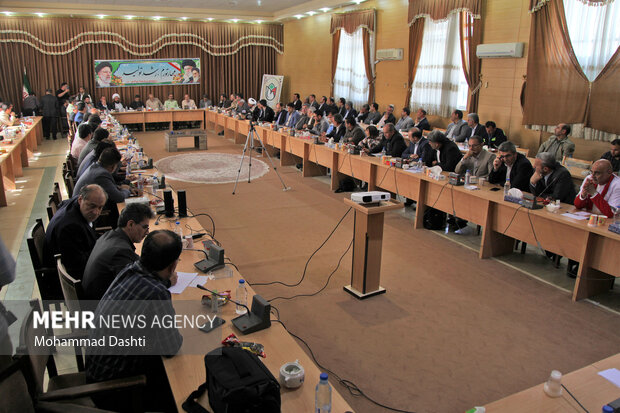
[
  {"left": 164, "top": 129, "right": 207, "bottom": 152},
  {"left": 343, "top": 197, "right": 404, "bottom": 299}
]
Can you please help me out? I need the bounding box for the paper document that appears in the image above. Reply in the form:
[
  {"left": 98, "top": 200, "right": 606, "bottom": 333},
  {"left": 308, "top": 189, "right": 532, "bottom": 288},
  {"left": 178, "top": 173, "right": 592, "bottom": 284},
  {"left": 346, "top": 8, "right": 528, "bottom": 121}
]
[
  {"left": 189, "top": 275, "right": 208, "bottom": 288},
  {"left": 598, "top": 368, "right": 620, "bottom": 388},
  {"left": 561, "top": 213, "right": 589, "bottom": 220},
  {"left": 168, "top": 272, "right": 197, "bottom": 294}
]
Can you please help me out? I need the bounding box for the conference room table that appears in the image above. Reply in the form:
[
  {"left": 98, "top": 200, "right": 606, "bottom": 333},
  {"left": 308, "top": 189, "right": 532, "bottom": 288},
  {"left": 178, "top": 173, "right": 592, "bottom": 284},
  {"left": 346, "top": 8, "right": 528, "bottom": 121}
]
[
  {"left": 111, "top": 109, "right": 205, "bottom": 131},
  {"left": 485, "top": 353, "right": 620, "bottom": 412},
  {"left": 203, "top": 112, "right": 619, "bottom": 302},
  {"left": 0, "top": 116, "right": 42, "bottom": 207}
]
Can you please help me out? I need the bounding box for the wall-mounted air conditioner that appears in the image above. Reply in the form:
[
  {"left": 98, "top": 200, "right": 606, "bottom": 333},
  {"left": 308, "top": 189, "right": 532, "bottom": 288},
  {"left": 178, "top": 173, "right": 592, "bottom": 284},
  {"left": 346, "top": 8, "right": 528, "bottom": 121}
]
[
  {"left": 376, "top": 48, "right": 403, "bottom": 61},
  {"left": 476, "top": 42, "right": 524, "bottom": 58}
]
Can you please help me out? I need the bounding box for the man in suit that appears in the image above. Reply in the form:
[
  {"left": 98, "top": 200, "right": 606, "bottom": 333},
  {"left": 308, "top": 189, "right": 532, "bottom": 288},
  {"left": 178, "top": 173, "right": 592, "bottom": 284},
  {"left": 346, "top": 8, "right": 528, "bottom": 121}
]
[
  {"left": 455, "top": 135, "right": 496, "bottom": 178},
  {"left": 234, "top": 99, "right": 251, "bottom": 117},
  {"left": 446, "top": 109, "right": 470, "bottom": 142},
  {"left": 326, "top": 114, "right": 345, "bottom": 141},
  {"left": 308, "top": 94, "right": 320, "bottom": 110},
  {"left": 343, "top": 101, "right": 357, "bottom": 120},
  {"left": 529, "top": 152, "right": 577, "bottom": 203},
  {"left": 402, "top": 127, "right": 432, "bottom": 162},
  {"left": 428, "top": 130, "right": 463, "bottom": 172},
  {"left": 537, "top": 123, "right": 575, "bottom": 161},
  {"left": 485, "top": 121, "right": 507, "bottom": 149},
  {"left": 257, "top": 99, "right": 274, "bottom": 123},
  {"left": 356, "top": 104, "right": 370, "bottom": 124},
  {"left": 317, "top": 96, "right": 328, "bottom": 113},
  {"left": 83, "top": 203, "right": 154, "bottom": 300},
  {"left": 292, "top": 93, "right": 302, "bottom": 111},
  {"left": 311, "top": 110, "right": 330, "bottom": 135},
  {"left": 344, "top": 117, "right": 365, "bottom": 145},
  {"left": 367, "top": 124, "right": 407, "bottom": 157},
  {"left": 376, "top": 104, "right": 396, "bottom": 128},
  {"left": 395, "top": 107, "right": 415, "bottom": 132},
  {"left": 295, "top": 103, "right": 311, "bottom": 130},
  {"left": 76, "top": 86, "right": 91, "bottom": 103},
  {"left": 601, "top": 138, "right": 620, "bottom": 173},
  {"left": 328, "top": 97, "right": 338, "bottom": 114},
  {"left": 285, "top": 102, "right": 301, "bottom": 129},
  {"left": 274, "top": 102, "right": 288, "bottom": 126},
  {"left": 44, "top": 184, "right": 107, "bottom": 279},
  {"left": 467, "top": 113, "right": 489, "bottom": 143},
  {"left": 488, "top": 141, "right": 534, "bottom": 192},
  {"left": 366, "top": 102, "right": 383, "bottom": 125},
  {"left": 413, "top": 108, "right": 431, "bottom": 131},
  {"left": 40, "top": 89, "right": 59, "bottom": 140}
]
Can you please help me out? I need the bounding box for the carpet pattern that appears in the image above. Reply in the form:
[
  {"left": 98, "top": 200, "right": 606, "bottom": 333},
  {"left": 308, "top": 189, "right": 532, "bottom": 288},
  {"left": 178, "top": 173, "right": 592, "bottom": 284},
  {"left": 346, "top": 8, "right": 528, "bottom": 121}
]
[{"left": 154, "top": 153, "right": 269, "bottom": 184}]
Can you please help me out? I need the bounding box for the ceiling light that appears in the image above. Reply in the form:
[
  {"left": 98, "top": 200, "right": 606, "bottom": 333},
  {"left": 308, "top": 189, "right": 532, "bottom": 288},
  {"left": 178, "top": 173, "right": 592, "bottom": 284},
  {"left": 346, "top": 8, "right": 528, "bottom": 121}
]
[
  {"left": 181, "top": 16, "right": 188, "bottom": 20},
  {"left": 255, "top": 19, "right": 263, "bottom": 24},
  {"left": 125, "top": 15, "right": 134, "bottom": 19},
  {"left": 306, "top": 11, "right": 316, "bottom": 16},
  {"left": 35, "top": 12, "right": 45, "bottom": 17},
  {"left": 319, "top": 7, "right": 330, "bottom": 12},
  {"left": 354, "top": 0, "right": 366, "bottom": 4},
  {"left": 3, "top": 11, "right": 13, "bottom": 16},
  {"left": 206, "top": 17, "right": 214, "bottom": 21},
  {"left": 294, "top": 14, "right": 303, "bottom": 19},
  {"left": 153, "top": 16, "right": 162, "bottom": 20},
  {"left": 97, "top": 14, "right": 106, "bottom": 19},
  {"left": 230, "top": 18, "right": 240, "bottom": 23}
]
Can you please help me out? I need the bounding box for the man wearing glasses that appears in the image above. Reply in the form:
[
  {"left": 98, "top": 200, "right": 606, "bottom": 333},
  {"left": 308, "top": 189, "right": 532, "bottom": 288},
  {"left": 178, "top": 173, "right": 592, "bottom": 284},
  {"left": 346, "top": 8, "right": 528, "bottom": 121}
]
[
  {"left": 574, "top": 159, "right": 620, "bottom": 218},
  {"left": 455, "top": 135, "right": 496, "bottom": 178},
  {"left": 488, "top": 141, "right": 533, "bottom": 192},
  {"left": 82, "top": 203, "right": 154, "bottom": 300}
]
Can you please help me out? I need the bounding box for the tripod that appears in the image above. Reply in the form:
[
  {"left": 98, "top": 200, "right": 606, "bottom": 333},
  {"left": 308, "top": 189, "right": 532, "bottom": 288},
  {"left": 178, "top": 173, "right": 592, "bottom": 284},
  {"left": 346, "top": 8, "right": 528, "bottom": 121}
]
[{"left": 232, "top": 120, "right": 290, "bottom": 195}]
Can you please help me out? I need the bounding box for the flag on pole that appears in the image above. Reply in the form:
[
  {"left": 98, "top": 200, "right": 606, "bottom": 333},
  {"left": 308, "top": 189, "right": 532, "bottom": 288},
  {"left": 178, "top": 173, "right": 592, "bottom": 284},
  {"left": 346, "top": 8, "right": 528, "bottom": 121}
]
[{"left": 22, "top": 67, "right": 32, "bottom": 100}]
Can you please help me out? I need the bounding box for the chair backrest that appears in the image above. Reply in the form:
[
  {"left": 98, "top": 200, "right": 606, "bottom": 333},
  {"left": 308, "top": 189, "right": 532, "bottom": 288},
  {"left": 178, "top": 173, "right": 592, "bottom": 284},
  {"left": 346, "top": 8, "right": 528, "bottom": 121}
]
[
  {"left": 52, "top": 182, "right": 62, "bottom": 204},
  {"left": 63, "top": 172, "right": 75, "bottom": 198},
  {"left": 26, "top": 220, "right": 63, "bottom": 303},
  {"left": 47, "top": 196, "right": 59, "bottom": 221},
  {"left": 563, "top": 156, "right": 592, "bottom": 170},
  {"left": 26, "top": 219, "right": 46, "bottom": 271},
  {"left": 16, "top": 300, "right": 58, "bottom": 398},
  {"left": 65, "top": 154, "right": 76, "bottom": 177},
  {"left": 0, "top": 357, "right": 36, "bottom": 413},
  {"left": 56, "top": 255, "right": 83, "bottom": 312}
]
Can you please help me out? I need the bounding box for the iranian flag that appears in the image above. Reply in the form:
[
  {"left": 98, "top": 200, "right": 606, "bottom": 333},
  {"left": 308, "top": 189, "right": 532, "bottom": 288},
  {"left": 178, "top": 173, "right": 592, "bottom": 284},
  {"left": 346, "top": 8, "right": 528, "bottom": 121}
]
[{"left": 22, "top": 67, "right": 32, "bottom": 100}]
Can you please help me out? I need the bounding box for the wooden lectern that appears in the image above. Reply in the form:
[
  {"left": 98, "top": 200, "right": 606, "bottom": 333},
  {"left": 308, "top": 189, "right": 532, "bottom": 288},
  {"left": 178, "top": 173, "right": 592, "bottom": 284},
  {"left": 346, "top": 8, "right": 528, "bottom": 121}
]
[{"left": 343, "top": 198, "right": 404, "bottom": 299}]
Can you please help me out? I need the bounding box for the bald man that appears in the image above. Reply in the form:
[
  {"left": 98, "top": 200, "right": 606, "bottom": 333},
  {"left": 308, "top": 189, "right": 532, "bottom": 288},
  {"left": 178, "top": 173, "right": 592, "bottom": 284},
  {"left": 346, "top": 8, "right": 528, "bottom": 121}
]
[{"left": 574, "top": 159, "right": 620, "bottom": 218}]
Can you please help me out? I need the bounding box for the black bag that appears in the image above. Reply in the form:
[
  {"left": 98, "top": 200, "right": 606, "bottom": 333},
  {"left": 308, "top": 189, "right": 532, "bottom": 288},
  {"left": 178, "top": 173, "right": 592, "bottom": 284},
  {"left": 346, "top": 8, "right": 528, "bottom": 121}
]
[
  {"left": 182, "top": 347, "right": 281, "bottom": 413},
  {"left": 423, "top": 207, "right": 447, "bottom": 230}
]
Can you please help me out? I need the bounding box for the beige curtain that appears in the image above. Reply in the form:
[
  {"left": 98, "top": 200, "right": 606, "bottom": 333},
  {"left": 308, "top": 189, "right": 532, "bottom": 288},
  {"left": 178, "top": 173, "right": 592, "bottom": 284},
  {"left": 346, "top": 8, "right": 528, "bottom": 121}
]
[
  {"left": 408, "top": 0, "right": 481, "bottom": 22},
  {"left": 588, "top": 47, "right": 620, "bottom": 135}
]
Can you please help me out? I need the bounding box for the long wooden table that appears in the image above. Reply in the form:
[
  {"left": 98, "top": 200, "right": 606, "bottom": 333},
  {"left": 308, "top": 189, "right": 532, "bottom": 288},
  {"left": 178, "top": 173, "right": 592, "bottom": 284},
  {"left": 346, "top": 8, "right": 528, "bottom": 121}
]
[
  {"left": 485, "top": 353, "right": 620, "bottom": 412},
  {"left": 112, "top": 109, "right": 205, "bottom": 131},
  {"left": 0, "top": 117, "right": 42, "bottom": 207},
  {"left": 204, "top": 112, "right": 619, "bottom": 302}
]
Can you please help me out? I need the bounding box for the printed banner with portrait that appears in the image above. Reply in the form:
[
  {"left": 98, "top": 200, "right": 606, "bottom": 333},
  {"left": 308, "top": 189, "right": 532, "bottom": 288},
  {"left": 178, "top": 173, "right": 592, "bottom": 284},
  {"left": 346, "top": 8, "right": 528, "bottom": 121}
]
[
  {"left": 94, "top": 58, "right": 201, "bottom": 87},
  {"left": 259, "top": 74, "right": 284, "bottom": 109}
]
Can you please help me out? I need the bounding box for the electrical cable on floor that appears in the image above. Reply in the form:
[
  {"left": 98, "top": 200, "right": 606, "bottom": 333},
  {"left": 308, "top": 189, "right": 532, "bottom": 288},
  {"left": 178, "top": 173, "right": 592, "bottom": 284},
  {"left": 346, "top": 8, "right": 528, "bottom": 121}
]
[
  {"left": 561, "top": 384, "right": 589, "bottom": 413},
  {"left": 268, "top": 237, "right": 353, "bottom": 302},
  {"left": 251, "top": 206, "right": 353, "bottom": 287},
  {"left": 269, "top": 315, "right": 417, "bottom": 413}
]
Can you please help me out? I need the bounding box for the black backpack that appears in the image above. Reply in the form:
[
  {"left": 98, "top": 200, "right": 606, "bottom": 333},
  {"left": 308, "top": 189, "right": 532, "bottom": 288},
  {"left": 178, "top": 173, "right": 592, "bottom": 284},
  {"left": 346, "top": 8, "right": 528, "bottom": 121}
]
[
  {"left": 423, "top": 207, "right": 447, "bottom": 230},
  {"left": 182, "top": 347, "right": 281, "bottom": 413}
]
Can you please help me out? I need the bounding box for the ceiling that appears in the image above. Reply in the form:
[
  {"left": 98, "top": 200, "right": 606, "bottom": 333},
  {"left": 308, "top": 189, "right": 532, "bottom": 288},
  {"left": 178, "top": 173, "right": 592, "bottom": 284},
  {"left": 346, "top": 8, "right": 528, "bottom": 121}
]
[{"left": 0, "top": 0, "right": 364, "bottom": 21}]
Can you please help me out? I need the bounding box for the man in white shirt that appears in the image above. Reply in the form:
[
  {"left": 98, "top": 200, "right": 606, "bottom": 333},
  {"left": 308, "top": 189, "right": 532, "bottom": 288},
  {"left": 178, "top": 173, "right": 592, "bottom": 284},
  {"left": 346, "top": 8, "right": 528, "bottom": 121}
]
[
  {"left": 71, "top": 123, "right": 92, "bottom": 161},
  {"left": 181, "top": 94, "right": 197, "bottom": 110},
  {"left": 574, "top": 159, "right": 619, "bottom": 218},
  {"left": 0, "top": 103, "right": 15, "bottom": 127}
]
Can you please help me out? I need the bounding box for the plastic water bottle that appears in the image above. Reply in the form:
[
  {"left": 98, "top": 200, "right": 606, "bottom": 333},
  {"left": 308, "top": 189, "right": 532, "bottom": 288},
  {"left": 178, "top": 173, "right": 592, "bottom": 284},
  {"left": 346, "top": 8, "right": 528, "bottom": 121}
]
[
  {"left": 315, "top": 373, "right": 332, "bottom": 412},
  {"left": 152, "top": 176, "right": 159, "bottom": 192},
  {"left": 503, "top": 177, "right": 511, "bottom": 196},
  {"left": 137, "top": 173, "right": 143, "bottom": 191},
  {"left": 465, "top": 169, "right": 471, "bottom": 186},
  {"left": 174, "top": 221, "right": 183, "bottom": 240},
  {"left": 125, "top": 162, "right": 131, "bottom": 180},
  {"left": 235, "top": 280, "right": 247, "bottom": 315},
  {"left": 381, "top": 146, "right": 386, "bottom": 157}
]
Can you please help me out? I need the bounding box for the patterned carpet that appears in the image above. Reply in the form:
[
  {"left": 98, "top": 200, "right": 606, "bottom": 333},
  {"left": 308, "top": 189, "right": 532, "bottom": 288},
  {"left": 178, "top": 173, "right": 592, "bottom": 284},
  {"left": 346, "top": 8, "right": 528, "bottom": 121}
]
[{"left": 154, "top": 152, "right": 269, "bottom": 184}]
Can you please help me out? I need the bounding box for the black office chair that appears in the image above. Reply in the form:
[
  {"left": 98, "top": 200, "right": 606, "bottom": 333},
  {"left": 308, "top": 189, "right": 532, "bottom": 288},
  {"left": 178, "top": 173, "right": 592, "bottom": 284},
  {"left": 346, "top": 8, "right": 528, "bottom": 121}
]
[
  {"left": 64, "top": 172, "right": 75, "bottom": 198},
  {"left": 26, "top": 219, "right": 63, "bottom": 312}
]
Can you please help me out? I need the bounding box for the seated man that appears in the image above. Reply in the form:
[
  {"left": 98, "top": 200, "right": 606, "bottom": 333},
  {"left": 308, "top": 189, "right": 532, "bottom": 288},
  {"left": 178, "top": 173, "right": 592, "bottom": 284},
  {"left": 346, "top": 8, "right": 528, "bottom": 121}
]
[
  {"left": 129, "top": 94, "right": 145, "bottom": 111},
  {"left": 446, "top": 110, "right": 468, "bottom": 143},
  {"left": 601, "top": 138, "right": 620, "bottom": 173},
  {"left": 484, "top": 121, "right": 507, "bottom": 149},
  {"left": 284, "top": 102, "right": 300, "bottom": 129},
  {"left": 199, "top": 94, "right": 212, "bottom": 108},
  {"left": 395, "top": 107, "right": 414, "bottom": 132},
  {"left": 529, "top": 152, "right": 576, "bottom": 203},
  {"left": 311, "top": 110, "right": 330, "bottom": 135},
  {"left": 83, "top": 203, "right": 154, "bottom": 300},
  {"left": 376, "top": 104, "right": 396, "bottom": 128},
  {"left": 77, "top": 139, "right": 115, "bottom": 180},
  {"left": 401, "top": 128, "right": 431, "bottom": 164},
  {"left": 343, "top": 101, "right": 357, "bottom": 120},
  {"left": 44, "top": 184, "right": 107, "bottom": 279},
  {"left": 356, "top": 104, "right": 370, "bottom": 124},
  {"left": 164, "top": 94, "right": 179, "bottom": 110},
  {"left": 0, "top": 103, "right": 15, "bottom": 127},
  {"left": 70, "top": 123, "right": 92, "bottom": 161},
  {"left": 234, "top": 99, "right": 251, "bottom": 117},
  {"left": 455, "top": 135, "right": 496, "bottom": 178},
  {"left": 343, "top": 117, "right": 365, "bottom": 145},
  {"left": 273, "top": 102, "right": 288, "bottom": 126},
  {"left": 327, "top": 113, "right": 346, "bottom": 142},
  {"left": 366, "top": 123, "right": 407, "bottom": 157},
  {"left": 96, "top": 96, "right": 112, "bottom": 111},
  {"left": 574, "top": 159, "right": 619, "bottom": 217},
  {"left": 73, "top": 102, "right": 87, "bottom": 125},
  {"left": 413, "top": 108, "right": 431, "bottom": 131},
  {"left": 145, "top": 93, "right": 163, "bottom": 111},
  {"left": 336, "top": 97, "right": 346, "bottom": 116},
  {"left": 257, "top": 99, "right": 274, "bottom": 123},
  {"left": 537, "top": 123, "right": 575, "bottom": 161},
  {"left": 181, "top": 94, "right": 197, "bottom": 110},
  {"left": 366, "top": 102, "right": 383, "bottom": 125},
  {"left": 488, "top": 141, "right": 534, "bottom": 192},
  {"left": 78, "top": 127, "right": 109, "bottom": 167},
  {"left": 74, "top": 147, "right": 141, "bottom": 204},
  {"left": 294, "top": 104, "right": 310, "bottom": 130},
  {"left": 86, "top": 230, "right": 182, "bottom": 412},
  {"left": 427, "top": 130, "right": 462, "bottom": 172},
  {"left": 466, "top": 113, "right": 488, "bottom": 143},
  {"left": 111, "top": 93, "right": 124, "bottom": 111}
]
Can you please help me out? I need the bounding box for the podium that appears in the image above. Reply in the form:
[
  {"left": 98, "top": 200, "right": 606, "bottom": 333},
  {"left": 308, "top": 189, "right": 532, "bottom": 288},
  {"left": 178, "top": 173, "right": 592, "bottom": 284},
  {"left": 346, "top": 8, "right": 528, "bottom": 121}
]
[{"left": 343, "top": 198, "right": 404, "bottom": 299}]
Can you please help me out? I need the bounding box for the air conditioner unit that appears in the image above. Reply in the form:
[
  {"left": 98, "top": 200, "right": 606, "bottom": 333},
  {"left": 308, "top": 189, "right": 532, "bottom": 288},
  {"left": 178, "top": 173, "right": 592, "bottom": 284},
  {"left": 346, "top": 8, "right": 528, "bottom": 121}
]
[
  {"left": 376, "top": 48, "right": 403, "bottom": 61},
  {"left": 476, "top": 42, "right": 524, "bottom": 58}
]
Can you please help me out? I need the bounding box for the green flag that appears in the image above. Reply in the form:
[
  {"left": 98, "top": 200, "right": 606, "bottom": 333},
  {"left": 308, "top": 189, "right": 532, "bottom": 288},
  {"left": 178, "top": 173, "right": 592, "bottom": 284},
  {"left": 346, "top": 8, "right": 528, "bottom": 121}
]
[{"left": 22, "top": 67, "right": 32, "bottom": 100}]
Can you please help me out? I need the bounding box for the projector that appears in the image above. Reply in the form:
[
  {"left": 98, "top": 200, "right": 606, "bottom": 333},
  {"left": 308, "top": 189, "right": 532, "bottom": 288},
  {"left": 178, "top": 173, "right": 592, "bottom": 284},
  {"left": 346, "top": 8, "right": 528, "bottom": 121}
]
[{"left": 351, "top": 191, "right": 390, "bottom": 204}]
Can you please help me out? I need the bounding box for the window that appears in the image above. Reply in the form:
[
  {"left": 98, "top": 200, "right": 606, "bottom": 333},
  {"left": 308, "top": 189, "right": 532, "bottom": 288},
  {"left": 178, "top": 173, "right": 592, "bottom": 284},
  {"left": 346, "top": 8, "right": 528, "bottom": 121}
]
[
  {"left": 409, "top": 13, "right": 469, "bottom": 117},
  {"left": 333, "top": 27, "right": 370, "bottom": 108}
]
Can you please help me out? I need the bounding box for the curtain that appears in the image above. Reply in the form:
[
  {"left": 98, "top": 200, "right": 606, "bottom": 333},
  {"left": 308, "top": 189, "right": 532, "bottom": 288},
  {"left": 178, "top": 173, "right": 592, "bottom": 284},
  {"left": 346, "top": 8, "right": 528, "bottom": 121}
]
[
  {"left": 588, "top": 47, "right": 620, "bottom": 135},
  {"left": 0, "top": 17, "right": 282, "bottom": 112},
  {"left": 330, "top": 9, "right": 375, "bottom": 105},
  {"left": 409, "top": 13, "right": 469, "bottom": 117},
  {"left": 405, "top": 19, "right": 425, "bottom": 107},
  {"left": 459, "top": 11, "right": 482, "bottom": 113},
  {"left": 408, "top": 0, "right": 481, "bottom": 22}
]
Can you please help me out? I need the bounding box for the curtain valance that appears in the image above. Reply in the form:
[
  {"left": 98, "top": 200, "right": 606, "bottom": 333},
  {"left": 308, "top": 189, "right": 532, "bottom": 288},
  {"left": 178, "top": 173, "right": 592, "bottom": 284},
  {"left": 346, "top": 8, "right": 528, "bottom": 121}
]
[
  {"left": 408, "top": 0, "right": 481, "bottom": 25},
  {"left": 330, "top": 9, "right": 375, "bottom": 35}
]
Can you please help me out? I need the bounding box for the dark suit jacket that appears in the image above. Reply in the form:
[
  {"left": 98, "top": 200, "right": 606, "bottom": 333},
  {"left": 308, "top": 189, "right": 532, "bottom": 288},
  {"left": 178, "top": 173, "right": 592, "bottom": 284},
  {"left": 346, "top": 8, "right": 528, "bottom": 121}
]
[
  {"left": 436, "top": 141, "right": 463, "bottom": 172},
  {"left": 310, "top": 101, "right": 319, "bottom": 110},
  {"left": 366, "top": 112, "right": 383, "bottom": 125},
  {"left": 338, "top": 106, "right": 347, "bottom": 117},
  {"left": 329, "top": 124, "right": 347, "bottom": 141},
  {"left": 44, "top": 197, "right": 97, "bottom": 279},
  {"left": 343, "top": 108, "right": 357, "bottom": 120},
  {"left": 371, "top": 132, "right": 407, "bottom": 157},
  {"left": 402, "top": 137, "right": 431, "bottom": 161},
  {"left": 529, "top": 164, "right": 576, "bottom": 204},
  {"left": 487, "top": 128, "right": 507, "bottom": 149},
  {"left": 274, "top": 110, "right": 288, "bottom": 126},
  {"left": 82, "top": 227, "right": 138, "bottom": 300},
  {"left": 259, "top": 106, "right": 275, "bottom": 123},
  {"left": 381, "top": 112, "right": 396, "bottom": 125},
  {"left": 414, "top": 117, "right": 431, "bottom": 131},
  {"left": 488, "top": 153, "right": 534, "bottom": 192},
  {"left": 471, "top": 124, "right": 489, "bottom": 143},
  {"left": 293, "top": 100, "right": 302, "bottom": 111}
]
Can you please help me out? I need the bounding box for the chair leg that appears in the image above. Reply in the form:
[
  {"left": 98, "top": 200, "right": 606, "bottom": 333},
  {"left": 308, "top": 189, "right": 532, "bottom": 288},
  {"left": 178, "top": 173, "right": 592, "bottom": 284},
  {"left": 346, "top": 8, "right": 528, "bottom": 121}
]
[
  {"left": 521, "top": 242, "right": 527, "bottom": 254},
  {"left": 554, "top": 255, "right": 562, "bottom": 269}
]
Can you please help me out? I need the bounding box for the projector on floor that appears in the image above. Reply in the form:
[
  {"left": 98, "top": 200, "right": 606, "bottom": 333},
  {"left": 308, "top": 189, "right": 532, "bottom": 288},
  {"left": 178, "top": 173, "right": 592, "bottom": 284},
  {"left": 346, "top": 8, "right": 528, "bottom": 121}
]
[{"left": 351, "top": 191, "right": 390, "bottom": 204}]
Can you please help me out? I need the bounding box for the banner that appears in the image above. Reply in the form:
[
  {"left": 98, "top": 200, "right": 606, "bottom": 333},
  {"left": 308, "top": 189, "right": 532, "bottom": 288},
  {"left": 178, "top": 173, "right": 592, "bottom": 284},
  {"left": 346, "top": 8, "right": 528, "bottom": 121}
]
[
  {"left": 259, "top": 74, "right": 284, "bottom": 109},
  {"left": 22, "top": 66, "right": 32, "bottom": 99},
  {"left": 94, "top": 58, "right": 201, "bottom": 88}
]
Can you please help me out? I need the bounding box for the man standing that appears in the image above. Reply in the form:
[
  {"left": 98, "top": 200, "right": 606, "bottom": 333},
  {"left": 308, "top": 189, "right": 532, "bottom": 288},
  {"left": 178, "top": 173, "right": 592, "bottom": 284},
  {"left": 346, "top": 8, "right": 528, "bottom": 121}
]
[
  {"left": 601, "top": 139, "right": 620, "bottom": 173},
  {"left": 455, "top": 135, "right": 496, "bottom": 178},
  {"left": 574, "top": 159, "right": 619, "bottom": 217},
  {"left": 22, "top": 93, "right": 40, "bottom": 116},
  {"left": 529, "top": 152, "right": 576, "bottom": 203},
  {"left": 446, "top": 109, "right": 469, "bottom": 142},
  {"left": 485, "top": 121, "right": 507, "bottom": 149},
  {"left": 395, "top": 107, "right": 414, "bottom": 132},
  {"left": 488, "top": 141, "right": 534, "bottom": 192},
  {"left": 40, "top": 89, "right": 59, "bottom": 140},
  {"left": 44, "top": 184, "right": 107, "bottom": 279},
  {"left": 537, "top": 123, "right": 575, "bottom": 161},
  {"left": 83, "top": 203, "right": 154, "bottom": 300}
]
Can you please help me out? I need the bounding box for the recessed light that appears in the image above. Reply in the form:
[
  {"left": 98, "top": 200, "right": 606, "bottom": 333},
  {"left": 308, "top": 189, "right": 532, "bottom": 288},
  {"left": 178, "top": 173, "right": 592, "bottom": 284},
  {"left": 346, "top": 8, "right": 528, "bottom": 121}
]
[
  {"left": 181, "top": 16, "right": 188, "bottom": 20},
  {"left": 97, "top": 14, "right": 106, "bottom": 19},
  {"left": 206, "top": 17, "right": 214, "bottom": 21},
  {"left": 255, "top": 19, "right": 263, "bottom": 24},
  {"left": 3, "top": 11, "right": 13, "bottom": 16},
  {"left": 354, "top": 0, "right": 365, "bottom": 4},
  {"left": 294, "top": 14, "right": 303, "bottom": 19},
  {"left": 125, "top": 15, "right": 134, "bottom": 19},
  {"left": 153, "top": 16, "right": 162, "bottom": 20},
  {"left": 306, "top": 11, "right": 316, "bottom": 16},
  {"left": 230, "top": 18, "right": 240, "bottom": 23},
  {"left": 36, "top": 12, "right": 45, "bottom": 17},
  {"left": 319, "top": 7, "right": 330, "bottom": 12}
]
